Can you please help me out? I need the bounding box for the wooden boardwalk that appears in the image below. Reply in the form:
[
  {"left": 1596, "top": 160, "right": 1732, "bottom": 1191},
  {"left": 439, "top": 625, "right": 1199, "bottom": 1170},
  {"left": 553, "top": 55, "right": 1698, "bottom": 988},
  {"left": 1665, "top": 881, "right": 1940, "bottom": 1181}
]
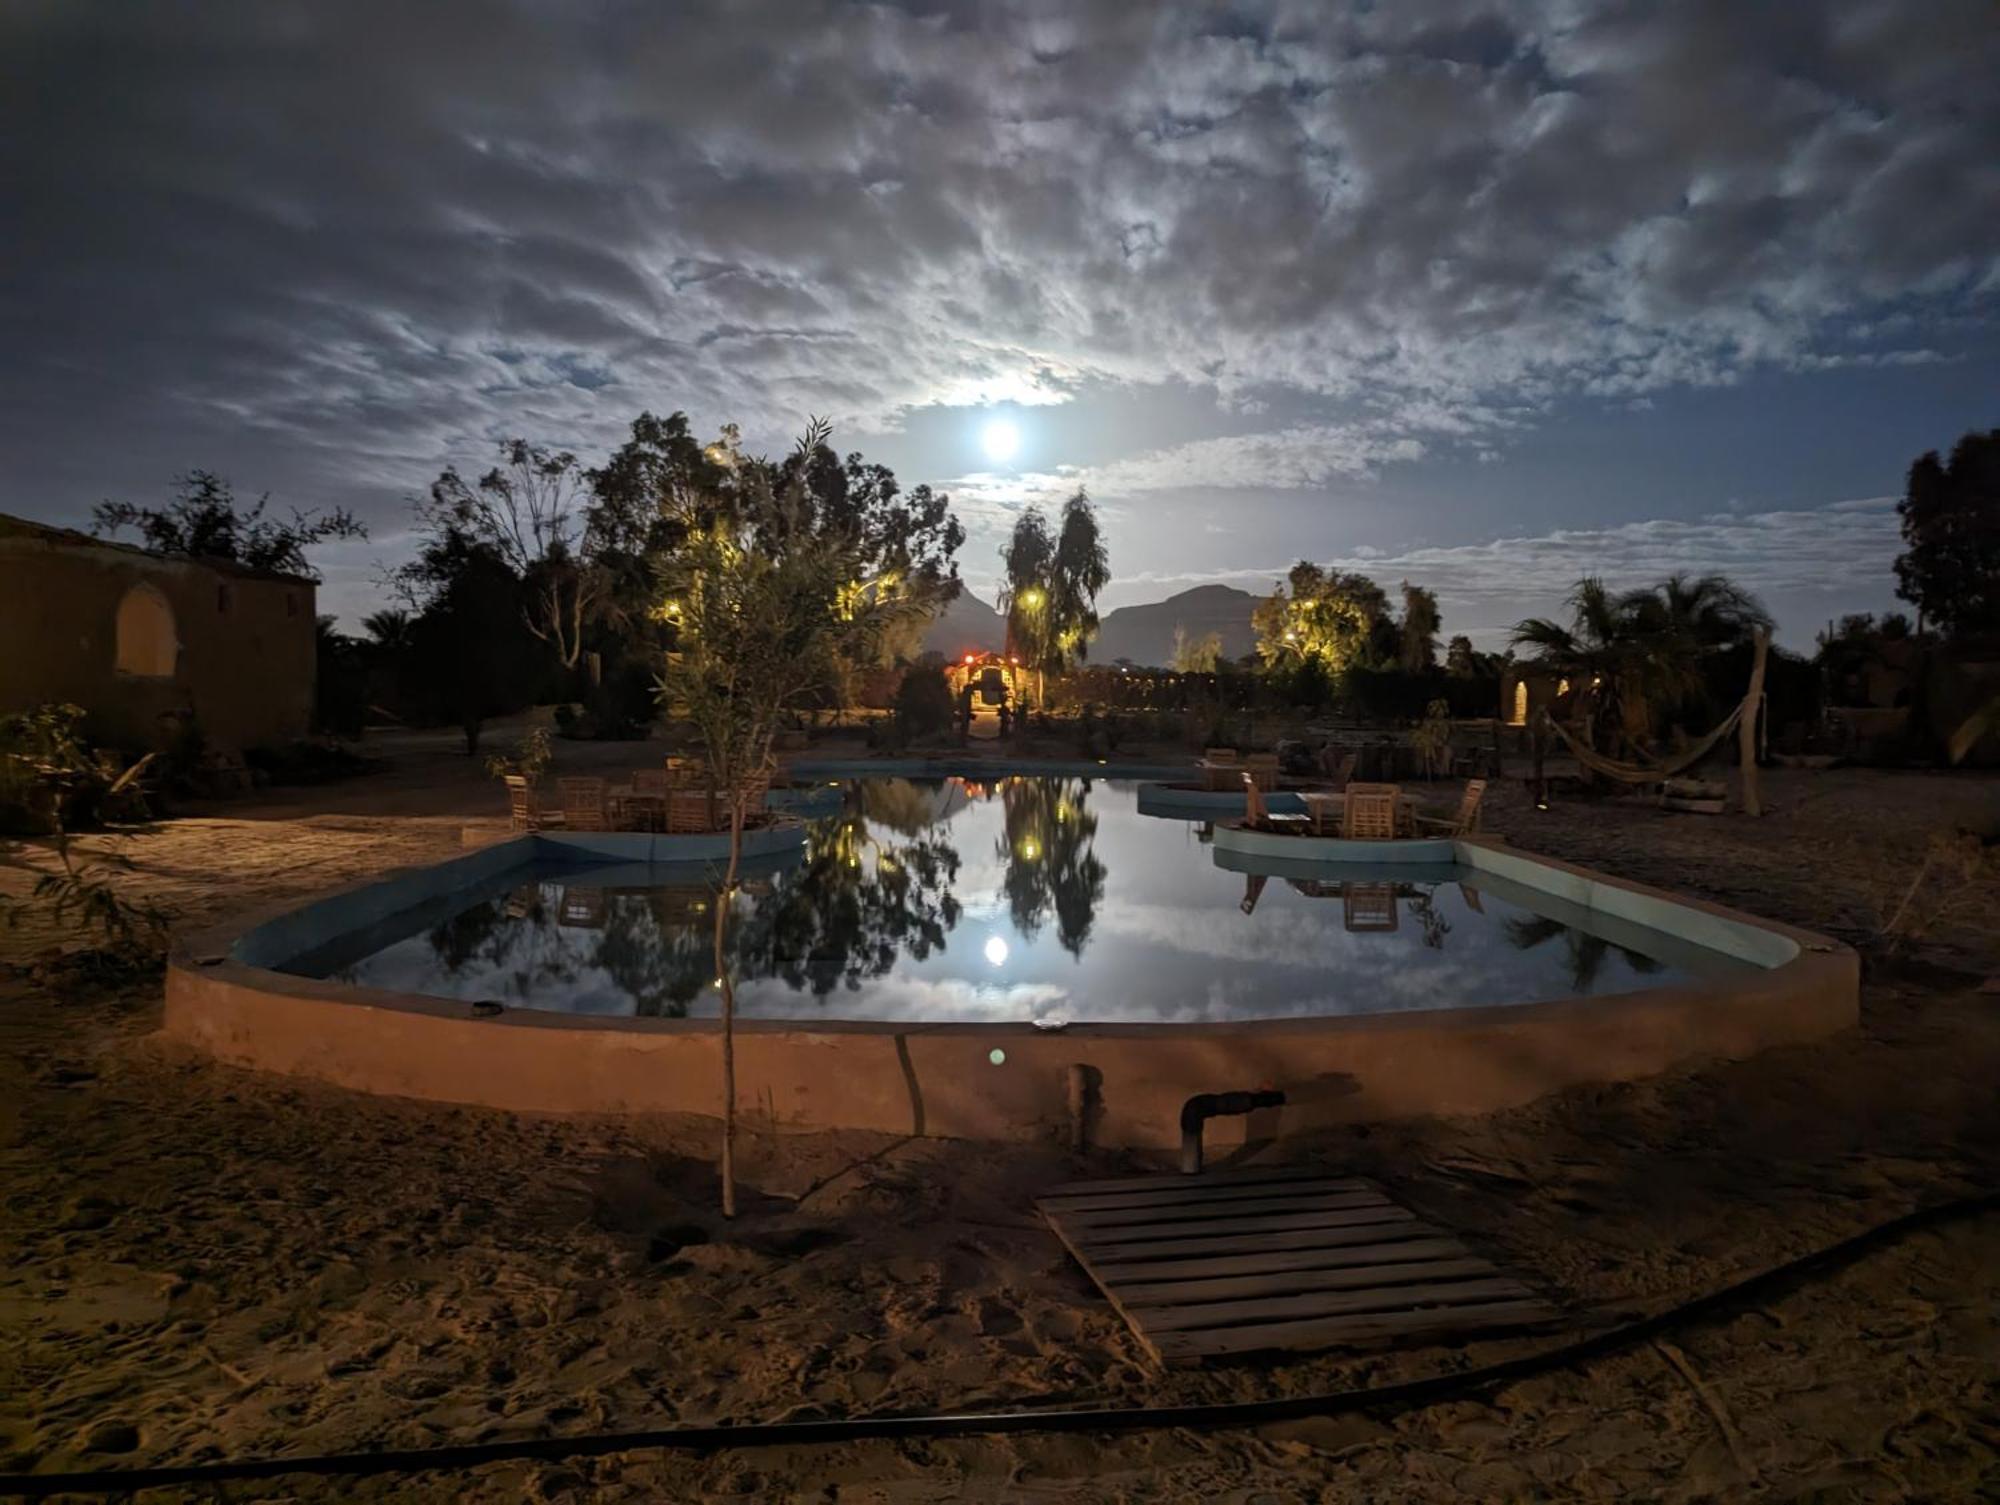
[{"left": 1037, "top": 1166, "right": 1561, "bottom": 1366}]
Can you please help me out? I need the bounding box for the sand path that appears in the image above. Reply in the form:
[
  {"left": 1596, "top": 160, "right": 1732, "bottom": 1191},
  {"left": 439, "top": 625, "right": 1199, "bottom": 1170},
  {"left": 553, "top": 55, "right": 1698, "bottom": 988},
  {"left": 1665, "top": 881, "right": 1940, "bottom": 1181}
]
[{"left": 3, "top": 745, "right": 1997, "bottom": 1500}]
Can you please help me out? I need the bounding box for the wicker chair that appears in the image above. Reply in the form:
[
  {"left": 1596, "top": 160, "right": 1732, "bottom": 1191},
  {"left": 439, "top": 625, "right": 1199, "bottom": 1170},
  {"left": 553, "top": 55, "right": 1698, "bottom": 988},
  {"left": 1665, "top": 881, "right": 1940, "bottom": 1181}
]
[
  {"left": 558, "top": 776, "right": 610, "bottom": 833},
  {"left": 1342, "top": 783, "right": 1401, "bottom": 841},
  {"left": 622, "top": 768, "right": 671, "bottom": 832},
  {"left": 1243, "top": 772, "right": 1309, "bottom": 832},
  {"left": 1320, "top": 748, "right": 1358, "bottom": 788},
  {"left": 1342, "top": 883, "right": 1400, "bottom": 932},
  {"left": 1243, "top": 752, "right": 1281, "bottom": 792},
  {"left": 667, "top": 790, "right": 714, "bottom": 834},
  {"left": 1415, "top": 779, "right": 1486, "bottom": 836},
  {"left": 503, "top": 775, "right": 562, "bottom": 831}
]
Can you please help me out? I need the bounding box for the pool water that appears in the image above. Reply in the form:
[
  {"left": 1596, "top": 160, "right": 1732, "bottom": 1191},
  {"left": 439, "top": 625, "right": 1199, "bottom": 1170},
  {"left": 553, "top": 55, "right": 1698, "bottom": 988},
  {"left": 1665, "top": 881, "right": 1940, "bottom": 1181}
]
[{"left": 282, "top": 776, "right": 1752, "bottom": 1023}]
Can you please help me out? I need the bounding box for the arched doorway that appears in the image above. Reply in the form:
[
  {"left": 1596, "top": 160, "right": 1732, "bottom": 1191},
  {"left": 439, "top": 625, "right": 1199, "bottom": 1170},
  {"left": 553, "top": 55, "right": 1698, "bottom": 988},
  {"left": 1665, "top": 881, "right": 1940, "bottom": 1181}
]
[{"left": 115, "top": 583, "right": 178, "bottom": 677}]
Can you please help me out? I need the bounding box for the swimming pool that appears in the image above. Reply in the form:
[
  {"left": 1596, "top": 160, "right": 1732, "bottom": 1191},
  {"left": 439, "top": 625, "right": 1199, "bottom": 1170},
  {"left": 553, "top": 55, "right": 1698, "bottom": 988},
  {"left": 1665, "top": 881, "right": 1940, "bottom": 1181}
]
[
  {"left": 164, "top": 766, "right": 1858, "bottom": 1147},
  {"left": 279, "top": 777, "right": 1750, "bottom": 1024}
]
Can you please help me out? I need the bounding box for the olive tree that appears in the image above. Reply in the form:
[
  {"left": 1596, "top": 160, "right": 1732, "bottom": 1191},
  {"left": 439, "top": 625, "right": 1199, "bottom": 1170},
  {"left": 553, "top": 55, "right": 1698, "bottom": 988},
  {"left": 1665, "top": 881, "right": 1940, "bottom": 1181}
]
[{"left": 657, "top": 420, "right": 923, "bottom": 1217}]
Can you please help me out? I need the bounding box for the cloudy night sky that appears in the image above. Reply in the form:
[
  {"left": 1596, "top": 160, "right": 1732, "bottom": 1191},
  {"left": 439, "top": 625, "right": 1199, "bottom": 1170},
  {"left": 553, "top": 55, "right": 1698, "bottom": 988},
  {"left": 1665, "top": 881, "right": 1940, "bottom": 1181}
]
[{"left": 5, "top": 1, "right": 1998, "bottom": 650}]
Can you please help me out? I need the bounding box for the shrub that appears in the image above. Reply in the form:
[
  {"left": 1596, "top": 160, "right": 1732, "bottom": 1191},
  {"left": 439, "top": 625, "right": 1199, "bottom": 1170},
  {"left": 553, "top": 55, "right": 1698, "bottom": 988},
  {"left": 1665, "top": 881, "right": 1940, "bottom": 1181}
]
[
  {"left": 0, "top": 704, "right": 150, "bottom": 835},
  {"left": 484, "top": 726, "right": 555, "bottom": 782},
  {"left": 0, "top": 703, "right": 170, "bottom": 962},
  {"left": 554, "top": 656, "right": 659, "bottom": 740},
  {"left": 893, "top": 665, "right": 956, "bottom": 744}
]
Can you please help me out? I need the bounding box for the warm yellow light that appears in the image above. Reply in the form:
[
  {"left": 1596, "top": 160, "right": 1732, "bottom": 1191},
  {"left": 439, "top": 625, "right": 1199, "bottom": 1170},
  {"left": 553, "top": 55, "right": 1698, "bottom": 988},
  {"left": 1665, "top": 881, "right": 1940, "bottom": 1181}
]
[
  {"left": 1019, "top": 838, "right": 1041, "bottom": 861},
  {"left": 1022, "top": 589, "right": 1043, "bottom": 608}
]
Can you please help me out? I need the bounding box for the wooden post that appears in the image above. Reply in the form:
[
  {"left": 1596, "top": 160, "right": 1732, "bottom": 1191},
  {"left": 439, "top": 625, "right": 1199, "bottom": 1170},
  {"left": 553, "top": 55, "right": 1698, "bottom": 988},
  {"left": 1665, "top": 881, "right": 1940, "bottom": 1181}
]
[
  {"left": 1531, "top": 710, "right": 1547, "bottom": 806},
  {"left": 1739, "top": 627, "right": 1769, "bottom": 817}
]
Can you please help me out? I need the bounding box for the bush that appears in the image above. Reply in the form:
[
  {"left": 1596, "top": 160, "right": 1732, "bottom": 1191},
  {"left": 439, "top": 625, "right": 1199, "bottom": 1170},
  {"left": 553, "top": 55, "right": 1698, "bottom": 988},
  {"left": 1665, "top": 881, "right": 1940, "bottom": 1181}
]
[
  {"left": 893, "top": 664, "right": 956, "bottom": 744},
  {"left": 484, "top": 726, "right": 555, "bottom": 782},
  {"left": 556, "top": 655, "right": 659, "bottom": 740},
  {"left": 0, "top": 704, "right": 151, "bottom": 835},
  {"left": 0, "top": 703, "right": 170, "bottom": 963}
]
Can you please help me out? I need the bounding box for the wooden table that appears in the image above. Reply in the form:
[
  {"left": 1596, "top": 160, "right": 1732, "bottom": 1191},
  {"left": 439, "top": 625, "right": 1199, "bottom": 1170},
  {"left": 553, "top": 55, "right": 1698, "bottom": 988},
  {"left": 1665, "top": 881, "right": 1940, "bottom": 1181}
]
[
  {"left": 1297, "top": 791, "right": 1422, "bottom": 837},
  {"left": 1197, "top": 760, "right": 1241, "bottom": 792},
  {"left": 608, "top": 784, "right": 667, "bottom": 832},
  {"left": 1300, "top": 792, "right": 1343, "bottom": 834}
]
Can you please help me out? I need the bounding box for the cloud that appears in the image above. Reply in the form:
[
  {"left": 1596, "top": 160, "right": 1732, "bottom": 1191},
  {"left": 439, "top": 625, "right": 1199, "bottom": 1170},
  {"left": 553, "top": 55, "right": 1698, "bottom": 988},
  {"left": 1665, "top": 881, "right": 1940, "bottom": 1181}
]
[
  {"left": 0, "top": 0, "right": 1993, "bottom": 615},
  {"left": 1111, "top": 496, "right": 1905, "bottom": 646}
]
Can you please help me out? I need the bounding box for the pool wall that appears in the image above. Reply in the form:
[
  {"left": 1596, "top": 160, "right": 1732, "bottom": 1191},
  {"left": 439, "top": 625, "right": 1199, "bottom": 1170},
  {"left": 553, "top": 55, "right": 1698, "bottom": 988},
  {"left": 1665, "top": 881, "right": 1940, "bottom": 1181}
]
[{"left": 164, "top": 822, "right": 1859, "bottom": 1151}]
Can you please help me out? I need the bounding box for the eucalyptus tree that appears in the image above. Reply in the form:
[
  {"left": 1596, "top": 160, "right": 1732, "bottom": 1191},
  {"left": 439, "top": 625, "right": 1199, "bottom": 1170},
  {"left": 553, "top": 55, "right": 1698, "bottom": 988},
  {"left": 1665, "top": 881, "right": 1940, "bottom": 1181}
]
[
  {"left": 999, "top": 506, "right": 1056, "bottom": 709},
  {"left": 998, "top": 489, "right": 1111, "bottom": 712},
  {"left": 1399, "top": 582, "right": 1441, "bottom": 671},
  {"left": 1895, "top": 427, "right": 2000, "bottom": 639},
  {"left": 422, "top": 440, "right": 599, "bottom": 669}
]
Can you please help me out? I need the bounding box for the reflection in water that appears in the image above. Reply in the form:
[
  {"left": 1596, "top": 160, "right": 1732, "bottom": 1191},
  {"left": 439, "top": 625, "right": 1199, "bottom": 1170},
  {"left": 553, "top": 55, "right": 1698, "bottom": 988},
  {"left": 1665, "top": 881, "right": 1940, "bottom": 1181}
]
[
  {"left": 998, "top": 777, "right": 1106, "bottom": 957},
  {"left": 734, "top": 793, "right": 962, "bottom": 996},
  {"left": 1503, "top": 913, "right": 1663, "bottom": 992},
  {"left": 1282, "top": 878, "right": 1451, "bottom": 947},
  {"left": 303, "top": 777, "right": 1745, "bottom": 1023}
]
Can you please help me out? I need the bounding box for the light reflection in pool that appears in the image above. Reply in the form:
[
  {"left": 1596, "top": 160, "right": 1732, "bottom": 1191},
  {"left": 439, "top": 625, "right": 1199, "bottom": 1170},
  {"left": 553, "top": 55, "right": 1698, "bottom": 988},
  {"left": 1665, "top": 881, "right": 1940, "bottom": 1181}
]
[{"left": 282, "top": 777, "right": 1751, "bottom": 1022}]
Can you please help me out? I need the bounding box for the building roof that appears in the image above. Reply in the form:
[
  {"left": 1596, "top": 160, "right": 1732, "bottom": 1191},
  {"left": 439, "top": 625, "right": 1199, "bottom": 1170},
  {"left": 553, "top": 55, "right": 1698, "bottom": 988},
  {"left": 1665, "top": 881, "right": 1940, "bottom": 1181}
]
[{"left": 0, "top": 511, "right": 317, "bottom": 585}]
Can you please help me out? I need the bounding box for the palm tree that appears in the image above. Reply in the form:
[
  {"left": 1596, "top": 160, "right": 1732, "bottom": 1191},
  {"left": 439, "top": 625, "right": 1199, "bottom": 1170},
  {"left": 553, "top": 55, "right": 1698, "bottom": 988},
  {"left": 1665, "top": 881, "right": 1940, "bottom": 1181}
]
[
  {"left": 1513, "top": 574, "right": 1768, "bottom": 755},
  {"left": 1503, "top": 914, "right": 1661, "bottom": 992},
  {"left": 361, "top": 608, "right": 413, "bottom": 653},
  {"left": 1511, "top": 577, "right": 1629, "bottom": 747}
]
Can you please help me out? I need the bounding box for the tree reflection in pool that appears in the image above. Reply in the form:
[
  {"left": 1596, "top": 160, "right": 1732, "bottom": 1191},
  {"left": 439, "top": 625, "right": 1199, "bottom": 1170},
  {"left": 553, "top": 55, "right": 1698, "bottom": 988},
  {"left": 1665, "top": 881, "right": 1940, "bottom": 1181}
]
[{"left": 291, "top": 777, "right": 1750, "bottom": 1023}]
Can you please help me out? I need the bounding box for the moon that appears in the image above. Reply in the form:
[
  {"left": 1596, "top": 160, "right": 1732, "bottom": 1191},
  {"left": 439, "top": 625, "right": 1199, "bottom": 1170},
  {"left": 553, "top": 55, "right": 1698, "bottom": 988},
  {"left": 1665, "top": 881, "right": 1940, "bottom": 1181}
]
[
  {"left": 983, "top": 934, "right": 1010, "bottom": 966},
  {"left": 980, "top": 416, "right": 1020, "bottom": 464}
]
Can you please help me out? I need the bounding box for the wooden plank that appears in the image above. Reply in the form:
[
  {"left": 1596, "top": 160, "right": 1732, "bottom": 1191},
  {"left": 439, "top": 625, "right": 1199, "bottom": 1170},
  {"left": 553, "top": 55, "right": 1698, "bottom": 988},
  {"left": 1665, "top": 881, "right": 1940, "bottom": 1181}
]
[
  {"left": 1139, "top": 1275, "right": 1533, "bottom": 1333},
  {"left": 1066, "top": 1206, "right": 1420, "bottom": 1250},
  {"left": 1055, "top": 1190, "right": 1391, "bottom": 1230},
  {"left": 1114, "top": 1256, "right": 1498, "bottom": 1308},
  {"left": 1152, "top": 1299, "right": 1559, "bottom": 1362},
  {"left": 1075, "top": 1213, "right": 1430, "bottom": 1264},
  {"left": 1091, "top": 1235, "right": 1465, "bottom": 1285},
  {"left": 1037, "top": 1177, "right": 1388, "bottom": 1215},
  {"left": 1042, "top": 1165, "right": 1352, "bottom": 1198},
  {"left": 1038, "top": 1167, "right": 1561, "bottom": 1368}
]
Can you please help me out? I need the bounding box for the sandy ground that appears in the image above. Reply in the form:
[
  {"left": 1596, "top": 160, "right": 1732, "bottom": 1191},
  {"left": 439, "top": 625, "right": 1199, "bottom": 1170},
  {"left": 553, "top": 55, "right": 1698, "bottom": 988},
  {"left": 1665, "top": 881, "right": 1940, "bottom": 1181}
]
[{"left": 3, "top": 731, "right": 1999, "bottom": 1501}]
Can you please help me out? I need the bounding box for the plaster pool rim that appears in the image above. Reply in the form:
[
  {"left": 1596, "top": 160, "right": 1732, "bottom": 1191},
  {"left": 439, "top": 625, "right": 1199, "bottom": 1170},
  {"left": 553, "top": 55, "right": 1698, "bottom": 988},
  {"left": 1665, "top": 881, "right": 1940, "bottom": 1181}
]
[{"left": 163, "top": 796, "right": 1859, "bottom": 1147}]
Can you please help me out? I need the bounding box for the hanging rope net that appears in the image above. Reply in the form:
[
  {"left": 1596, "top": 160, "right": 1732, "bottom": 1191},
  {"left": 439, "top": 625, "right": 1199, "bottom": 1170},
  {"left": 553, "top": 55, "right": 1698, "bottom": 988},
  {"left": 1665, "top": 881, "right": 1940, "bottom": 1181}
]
[{"left": 1539, "top": 701, "right": 1745, "bottom": 785}]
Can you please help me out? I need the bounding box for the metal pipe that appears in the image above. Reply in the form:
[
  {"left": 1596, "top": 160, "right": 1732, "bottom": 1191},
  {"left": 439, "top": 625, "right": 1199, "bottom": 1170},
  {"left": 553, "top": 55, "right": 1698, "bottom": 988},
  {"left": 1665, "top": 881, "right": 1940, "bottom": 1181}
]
[{"left": 1179, "top": 1088, "right": 1286, "bottom": 1174}]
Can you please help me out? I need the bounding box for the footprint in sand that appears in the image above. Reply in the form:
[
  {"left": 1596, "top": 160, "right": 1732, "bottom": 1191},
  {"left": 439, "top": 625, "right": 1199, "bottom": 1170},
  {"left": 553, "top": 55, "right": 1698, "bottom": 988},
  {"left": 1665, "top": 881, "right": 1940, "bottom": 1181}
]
[{"left": 977, "top": 1295, "right": 1023, "bottom": 1337}]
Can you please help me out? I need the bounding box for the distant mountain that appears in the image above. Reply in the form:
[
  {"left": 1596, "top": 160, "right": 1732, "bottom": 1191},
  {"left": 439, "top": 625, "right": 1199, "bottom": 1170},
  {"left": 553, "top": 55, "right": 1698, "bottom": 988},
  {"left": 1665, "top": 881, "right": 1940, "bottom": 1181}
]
[
  {"left": 918, "top": 581, "right": 1266, "bottom": 668},
  {"left": 1089, "top": 584, "right": 1263, "bottom": 668},
  {"left": 919, "top": 587, "right": 1008, "bottom": 658}
]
